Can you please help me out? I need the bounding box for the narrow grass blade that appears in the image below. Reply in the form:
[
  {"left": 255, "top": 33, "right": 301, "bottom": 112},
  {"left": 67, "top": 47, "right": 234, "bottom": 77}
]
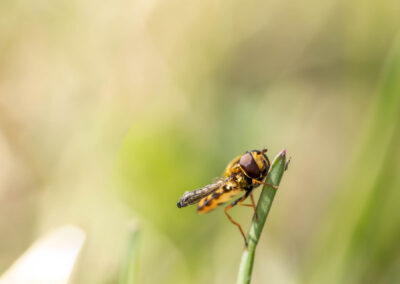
[
  {"left": 303, "top": 34, "right": 400, "bottom": 284},
  {"left": 237, "top": 149, "right": 288, "bottom": 284},
  {"left": 119, "top": 226, "right": 140, "bottom": 284}
]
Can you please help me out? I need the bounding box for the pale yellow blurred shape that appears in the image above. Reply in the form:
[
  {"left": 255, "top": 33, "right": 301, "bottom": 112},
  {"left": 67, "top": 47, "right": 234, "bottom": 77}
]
[
  {"left": 0, "top": 226, "right": 85, "bottom": 284},
  {"left": 0, "top": 133, "right": 26, "bottom": 198}
]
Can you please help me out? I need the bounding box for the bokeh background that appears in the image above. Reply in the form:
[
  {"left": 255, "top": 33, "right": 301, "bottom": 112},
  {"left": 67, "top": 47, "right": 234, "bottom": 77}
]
[{"left": 1, "top": 0, "right": 400, "bottom": 283}]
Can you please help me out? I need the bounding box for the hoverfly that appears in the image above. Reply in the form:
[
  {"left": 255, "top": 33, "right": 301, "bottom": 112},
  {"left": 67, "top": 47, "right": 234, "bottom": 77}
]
[{"left": 177, "top": 148, "right": 277, "bottom": 245}]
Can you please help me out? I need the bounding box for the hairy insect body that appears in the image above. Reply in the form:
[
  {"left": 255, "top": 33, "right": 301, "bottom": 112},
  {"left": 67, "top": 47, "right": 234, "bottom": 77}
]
[
  {"left": 197, "top": 180, "right": 244, "bottom": 213},
  {"left": 177, "top": 148, "right": 271, "bottom": 245},
  {"left": 197, "top": 152, "right": 268, "bottom": 213}
]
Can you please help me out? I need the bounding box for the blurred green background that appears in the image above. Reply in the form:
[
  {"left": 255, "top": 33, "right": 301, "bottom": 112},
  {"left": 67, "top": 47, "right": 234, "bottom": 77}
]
[{"left": 1, "top": 0, "right": 400, "bottom": 283}]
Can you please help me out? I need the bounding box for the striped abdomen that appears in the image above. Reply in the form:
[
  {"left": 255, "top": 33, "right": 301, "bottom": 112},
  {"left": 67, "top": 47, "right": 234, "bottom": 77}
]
[{"left": 197, "top": 186, "right": 243, "bottom": 213}]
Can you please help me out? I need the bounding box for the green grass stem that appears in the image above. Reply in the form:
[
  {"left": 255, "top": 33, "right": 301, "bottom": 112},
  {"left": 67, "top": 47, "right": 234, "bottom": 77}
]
[
  {"left": 119, "top": 226, "right": 140, "bottom": 284},
  {"left": 236, "top": 149, "right": 288, "bottom": 284}
]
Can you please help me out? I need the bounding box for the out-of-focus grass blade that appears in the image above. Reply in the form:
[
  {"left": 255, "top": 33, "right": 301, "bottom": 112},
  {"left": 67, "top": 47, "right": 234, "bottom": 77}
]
[
  {"left": 0, "top": 226, "right": 85, "bottom": 284},
  {"left": 119, "top": 226, "right": 140, "bottom": 284},
  {"left": 237, "top": 149, "right": 288, "bottom": 284},
  {"left": 304, "top": 34, "right": 400, "bottom": 284}
]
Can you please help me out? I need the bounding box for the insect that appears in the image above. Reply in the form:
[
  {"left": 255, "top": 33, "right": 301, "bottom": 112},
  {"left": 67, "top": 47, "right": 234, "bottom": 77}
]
[{"left": 177, "top": 148, "right": 277, "bottom": 245}]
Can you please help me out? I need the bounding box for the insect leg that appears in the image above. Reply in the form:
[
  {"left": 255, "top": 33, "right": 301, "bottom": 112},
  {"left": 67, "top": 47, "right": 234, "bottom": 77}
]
[
  {"left": 252, "top": 179, "right": 278, "bottom": 189},
  {"left": 224, "top": 191, "right": 252, "bottom": 246},
  {"left": 250, "top": 193, "right": 258, "bottom": 221},
  {"left": 238, "top": 192, "right": 258, "bottom": 221},
  {"left": 285, "top": 157, "right": 291, "bottom": 171}
]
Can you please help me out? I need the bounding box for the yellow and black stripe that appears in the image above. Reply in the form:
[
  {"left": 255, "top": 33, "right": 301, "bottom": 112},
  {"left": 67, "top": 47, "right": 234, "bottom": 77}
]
[{"left": 197, "top": 186, "right": 243, "bottom": 213}]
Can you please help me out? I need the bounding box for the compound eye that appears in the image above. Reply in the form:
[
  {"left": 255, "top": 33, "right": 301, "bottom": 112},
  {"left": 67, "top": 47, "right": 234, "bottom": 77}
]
[{"left": 239, "top": 152, "right": 260, "bottom": 179}]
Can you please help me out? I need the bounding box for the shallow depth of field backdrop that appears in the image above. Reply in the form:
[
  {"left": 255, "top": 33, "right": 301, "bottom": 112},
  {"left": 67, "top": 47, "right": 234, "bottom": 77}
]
[{"left": 1, "top": 0, "right": 400, "bottom": 283}]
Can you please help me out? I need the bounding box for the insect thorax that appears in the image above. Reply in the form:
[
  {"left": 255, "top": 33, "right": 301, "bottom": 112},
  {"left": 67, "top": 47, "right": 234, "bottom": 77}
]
[{"left": 224, "top": 172, "right": 253, "bottom": 192}]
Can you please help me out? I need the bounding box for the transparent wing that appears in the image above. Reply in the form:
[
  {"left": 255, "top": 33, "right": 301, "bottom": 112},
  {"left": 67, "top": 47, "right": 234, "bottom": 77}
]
[{"left": 177, "top": 179, "right": 227, "bottom": 208}]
